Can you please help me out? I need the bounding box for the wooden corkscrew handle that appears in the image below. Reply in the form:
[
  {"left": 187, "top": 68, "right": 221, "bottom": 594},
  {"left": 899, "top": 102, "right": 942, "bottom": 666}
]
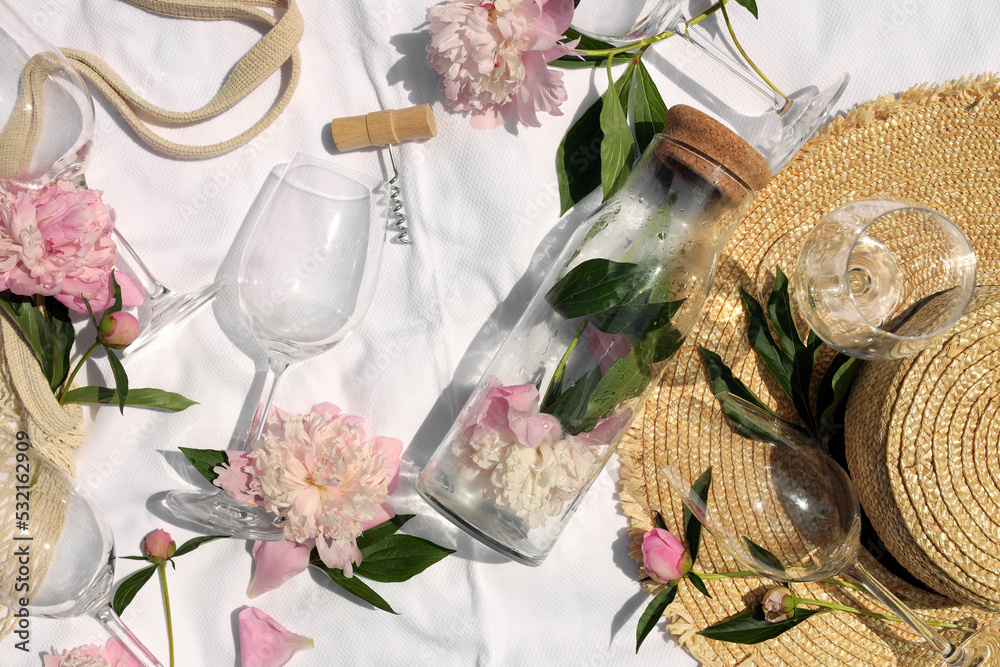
[{"left": 330, "top": 104, "right": 437, "bottom": 151}]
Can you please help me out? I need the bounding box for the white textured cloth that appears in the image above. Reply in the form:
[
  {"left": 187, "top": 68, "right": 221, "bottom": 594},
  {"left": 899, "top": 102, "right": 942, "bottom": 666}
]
[{"left": 2, "top": 1, "right": 998, "bottom": 665}]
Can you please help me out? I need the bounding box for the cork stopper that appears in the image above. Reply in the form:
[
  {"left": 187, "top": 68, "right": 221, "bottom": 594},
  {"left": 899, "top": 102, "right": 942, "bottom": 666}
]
[
  {"left": 330, "top": 104, "right": 437, "bottom": 152},
  {"left": 659, "top": 105, "right": 771, "bottom": 193}
]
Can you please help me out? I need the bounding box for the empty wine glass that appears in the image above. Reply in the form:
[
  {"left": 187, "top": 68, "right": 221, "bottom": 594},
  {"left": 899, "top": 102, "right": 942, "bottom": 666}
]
[
  {"left": 661, "top": 391, "right": 999, "bottom": 666},
  {"left": 793, "top": 200, "right": 977, "bottom": 360},
  {"left": 0, "top": 459, "right": 164, "bottom": 666},
  {"left": 0, "top": 0, "right": 223, "bottom": 356},
  {"left": 571, "top": 0, "right": 849, "bottom": 171},
  {"left": 165, "top": 152, "right": 387, "bottom": 540}
]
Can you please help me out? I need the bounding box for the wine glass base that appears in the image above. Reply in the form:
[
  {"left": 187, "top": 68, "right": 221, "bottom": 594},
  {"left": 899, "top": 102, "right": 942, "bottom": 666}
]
[
  {"left": 164, "top": 489, "right": 286, "bottom": 541},
  {"left": 957, "top": 620, "right": 1000, "bottom": 666},
  {"left": 125, "top": 280, "right": 225, "bottom": 357},
  {"left": 771, "top": 72, "right": 850, "bottom": 171}
]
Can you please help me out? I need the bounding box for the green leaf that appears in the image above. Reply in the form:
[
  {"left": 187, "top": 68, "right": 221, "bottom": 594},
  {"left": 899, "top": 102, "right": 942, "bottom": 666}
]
[
  {"left": 686, "top": 571, "right": 711, "bottom": 598},
  {"left": 0, "top": 293, "right": 52, "bottom": 384},
  {"left": 106, "top": 273, "right": 123, "bottom": 316},
  {"left": 555, "top": 64, "right": 635, "bottom": 214},
  {"left": 743, "top": 536, "right": 785, "bottom": 575},
  {"left": 546, "top": 258, "right": 648, "bottom": 319},
  {"left": 599, "top": 60, "right": 638, "bottom": 200},
  {"left": 733, "top": 0, "right": 759, "bottom": 19},
  {"left": 697, "top": 606, "right": 827, "bottom": 644},
  {"left": 60, "top": 386, "right": 197, "bottom": 412},
  {"left": 636, "top": 584, "right": 677, "bottom": 652},
  {"left": 356, "top": 514, "right": 413, "bottom": 551},
  {"left": 684, "top": 467, "right": 712, "bottom": 564},
  {"left": 767, "top": 268, "right": 801, "bottom": 361},
  {"left": 654, "top": 511, "right": 667, "bottom": 530},
  {"left": 311, "top": 562, "right": 397, "bottom": 614},
  {"left": 542, "top": 321, "right": 587, "bottom": 412},
  {"left": 44, "top": 298, "right": 74, "bottom": 392},
  {"left": 353, "top": 534, "right": 455, "bottom": 583},
  {"left": 105, "top": 348, "right": 129, "bottom": 414},
  {"left": 172, "top": 535, "right": 227, "bottom": 558},
  {"left": 815, "top": 353, "right": 862, "bottom": 440},
  {"left": 584, "top": 346, "right": 651, "bottom": 421},
  {"left": 112, "top": 564, "right": 157, "bottom": 615},
  {"left": 590, "top": 297, "right": 683, "bottom": 337},
  {"left": 545, "top": 368, "right": 602, "bottom": 433},
  {"left": 630, "top": 59, "right": 668, "bottom": 153},
  {"left": 119, "top": 555, "right": 149, "bottom": 561},
  {"left": 699, "top": 347, "right": 777, "bottom": 417},
  {"left": 742, "top": 288, "right": 791, "bottom": 398},
  {"left": 178, "top": 447, "right": 228, "bottom": 485}
]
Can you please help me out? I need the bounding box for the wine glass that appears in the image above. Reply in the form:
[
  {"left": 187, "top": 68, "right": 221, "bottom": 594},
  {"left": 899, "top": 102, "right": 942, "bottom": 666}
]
[
  {"left": 0, "top": 459, "right": 164, "bottom": 666},
  {"left": 660, "top": 391, "right": 999, "bottom": 666},
  {"left": 793, "top": 200, "right": 977, "bottom": 360},
  {"left": 165, "top": 152, "right": 387, "bottom": 540},
  {"left": 570, "top": 0, "right": 849, "bottom": 171},
  {"left": 0, "top": 0, "right": 224, "bottom": 356}
]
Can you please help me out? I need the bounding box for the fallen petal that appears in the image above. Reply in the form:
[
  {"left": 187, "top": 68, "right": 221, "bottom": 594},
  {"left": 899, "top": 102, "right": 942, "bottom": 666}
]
[{"left": 238, "top": 607, "right": 313, "bottom": 667}]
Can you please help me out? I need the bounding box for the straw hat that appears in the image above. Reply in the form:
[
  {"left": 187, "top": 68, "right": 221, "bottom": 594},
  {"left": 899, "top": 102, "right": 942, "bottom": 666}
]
[{"left": 618, "top": 74, "right": 1000, "bottom": 665}]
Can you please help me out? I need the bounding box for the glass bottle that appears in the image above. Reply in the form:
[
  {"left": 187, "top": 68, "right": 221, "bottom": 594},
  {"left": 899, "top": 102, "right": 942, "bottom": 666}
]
[{"left": 417, "top": 106, "right": 769, "bottom": 564}]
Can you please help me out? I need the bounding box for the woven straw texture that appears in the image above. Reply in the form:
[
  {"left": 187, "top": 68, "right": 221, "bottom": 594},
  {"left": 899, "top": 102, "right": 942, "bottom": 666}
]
[{"left": 618, "top": 74, "right": 1000, "bottom": 665}]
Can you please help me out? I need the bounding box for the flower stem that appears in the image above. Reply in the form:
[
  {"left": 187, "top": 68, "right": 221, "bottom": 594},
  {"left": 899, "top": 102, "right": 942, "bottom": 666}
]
[
  {"left": 580, "top": 0, "right": 731, "bottom": 58},
  {"left": 717, "top": 0, "right": 785, "bottom": 97},
  {"left": 58, "top": 340, "right": 101, "bottom": 403},
  {"left": 795, "top": 597, "right": 976, "bottom": 634},
  {"left": 696, "top": 570, "right": 863, "bottom": 592},
  {"left": 158, "top": 563, "right": 175, "bottom": 667}
]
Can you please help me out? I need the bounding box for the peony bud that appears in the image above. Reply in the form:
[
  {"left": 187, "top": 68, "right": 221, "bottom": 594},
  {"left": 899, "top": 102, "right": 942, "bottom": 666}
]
[
  {"left": 761, "top": 586, "right": 797, "bottom": 622},
  {"left": 641, "top": 527, "right": 692, "bottom": 586},
  {"left": 142, "top": 528, "right": 176, "bottom": 565},
  {"left": 99, "top": 311, "right": 140, "bottom": 349}
]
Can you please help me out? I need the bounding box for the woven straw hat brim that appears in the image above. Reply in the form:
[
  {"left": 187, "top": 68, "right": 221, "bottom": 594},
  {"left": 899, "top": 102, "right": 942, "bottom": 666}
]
[{"left": 618, "top": 74, "right": 1000, "bottom": 666}]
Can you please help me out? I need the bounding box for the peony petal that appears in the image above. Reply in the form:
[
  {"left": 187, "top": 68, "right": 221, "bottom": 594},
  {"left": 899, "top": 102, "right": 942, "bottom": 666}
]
[
  {"left": 238, "top": 607, "right": 313, "bottom": 667},
  {"left": 247, "top": 540, "right": 312, "bottom": 598},
  {"left": 361, "top": 502, "right": 395, "bottom": 532},
  {"left": 114, "top": 269, "right": 146, "bottom": 307},
  {"left": 214, "top": 451, "right": 262, "bottom": 506},
  {"left": 369, "top": 436, "right": 402, "bottom": 493},
  {"left": 103, "top": 637, "right": 144, "bottom": 667},
  {"left": 310, "top": 402, "right": 341, "bottom": 419}
]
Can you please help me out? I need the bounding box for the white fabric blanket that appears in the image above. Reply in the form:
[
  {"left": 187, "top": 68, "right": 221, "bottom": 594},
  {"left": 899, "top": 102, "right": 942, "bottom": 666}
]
[{"left": 2, "top": 0, "right": 998, "bottom": 665}]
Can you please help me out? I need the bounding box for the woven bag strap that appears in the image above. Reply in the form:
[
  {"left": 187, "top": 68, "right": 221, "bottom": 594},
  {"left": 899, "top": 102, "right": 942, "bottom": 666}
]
[{"left": 6, "top": 0, "right": 302, "bottom": 164}]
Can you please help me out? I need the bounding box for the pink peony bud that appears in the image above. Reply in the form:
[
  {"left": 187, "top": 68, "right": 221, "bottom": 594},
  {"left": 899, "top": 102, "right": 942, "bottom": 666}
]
[
  {"left": 641, "top": 527, "right": 692, "bottom": 586},
  {"left": 247, "top": 540, "right": 312, "bottom": 599},
  {"left": 238, "top": 607, "right": 313, "bottom": 667},
  {"left": 142, "top": 528, "right": 176, "bottom": 564},
  {"left": 99, "top": 311, "right": 140, "bottom": 349},
  {"left": 761, "top": 586, "right": 797, "bottom": 622}
]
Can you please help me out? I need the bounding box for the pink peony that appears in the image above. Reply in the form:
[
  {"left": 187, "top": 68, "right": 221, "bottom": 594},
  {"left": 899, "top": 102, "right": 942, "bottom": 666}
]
[
  {"left": 247, "top": 540, "right": 313, "bottom": 598},
  {"left": 762, "top": 586, "right": 797, "bottom": 623},
  {"left": 141, "top": 528, "right": 176, "bottom": 564},
  {"left": 0, "top": 179, "right": 143, "bottom": 313},
  {"left": 100, "top": 311, "right": 141, "bottom": 349},
  {"left": 641, "top": 527, "right": 692, "bottom": 585},
  {"left": 214, "top": 403, "right": 401, "bottom": 576},
  {"left": 43, "top": 637, "right": 143, "bottom": 667},
  {"left": 426, "top": 0, "right": 580, "bottom": 129},
  {"left": 584, "top": 323, "right": 631, "bottom": 373},
  {"left": 238, "top": 607, "right": 313, "bottom": 667}
]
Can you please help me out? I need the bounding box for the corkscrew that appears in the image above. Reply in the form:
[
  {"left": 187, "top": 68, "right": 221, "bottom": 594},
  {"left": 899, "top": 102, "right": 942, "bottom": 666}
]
[{"left": 330, "top": 104, "right": 437, "bottom": 245}]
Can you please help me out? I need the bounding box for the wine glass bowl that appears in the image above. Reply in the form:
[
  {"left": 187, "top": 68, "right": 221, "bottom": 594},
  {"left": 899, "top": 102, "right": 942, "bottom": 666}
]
[
  {"left": 0, "top": 460, "right": 163, "bottom": 666},
  {"left": 166, "top": 153, "right": 386, "bottom": 540},
  {"left": 793, "top": 200, "right": 977, "bottom": 359}
]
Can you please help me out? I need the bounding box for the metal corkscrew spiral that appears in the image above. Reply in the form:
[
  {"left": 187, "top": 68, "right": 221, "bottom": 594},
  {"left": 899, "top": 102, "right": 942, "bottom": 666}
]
[
  {"left": 329, "top": 104, "right": 437, "bottom": 246},
  {"left": 386, "top": 144, "right": 410, "bottom": 244}
]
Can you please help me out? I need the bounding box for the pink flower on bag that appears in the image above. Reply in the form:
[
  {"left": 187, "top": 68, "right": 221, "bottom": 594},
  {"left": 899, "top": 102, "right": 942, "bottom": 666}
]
[
  {"left": 0, "top": 179, "right": 143, "bottom": 312},
  {"left": 238, "top": 607, "right": 313, "bottom": 667},
  {"left": 641, "top": 527, "right": 692, "bottom": 585},
  {"left": 461, "top": 379, "right": 564, "bottom": 449},
  {"left": 584, "top": 323, "right": 631, "bottom": 373},
  {"left": 426, "top": 0, "right": 580, "bottom": 129},
  {"left": 214, "top": 403, "right": 401, "bottom": 577},
  {"left": 43, "top": 637, "right": 142, "bottom": 667}
]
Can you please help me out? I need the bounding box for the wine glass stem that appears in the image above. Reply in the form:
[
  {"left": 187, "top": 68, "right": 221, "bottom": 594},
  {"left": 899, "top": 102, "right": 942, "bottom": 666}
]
[
  {"left": 95, "top": 604, "right": 165, "bottom": 667},
  {"left": 674, "top": 20, "right": 787, "bottom": 112},
  {"left": 242, "top": 356, "right": 289, "bottom": 451},
  {"left": 845, "top": 561, "right": 972, "bottom": 666}
]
